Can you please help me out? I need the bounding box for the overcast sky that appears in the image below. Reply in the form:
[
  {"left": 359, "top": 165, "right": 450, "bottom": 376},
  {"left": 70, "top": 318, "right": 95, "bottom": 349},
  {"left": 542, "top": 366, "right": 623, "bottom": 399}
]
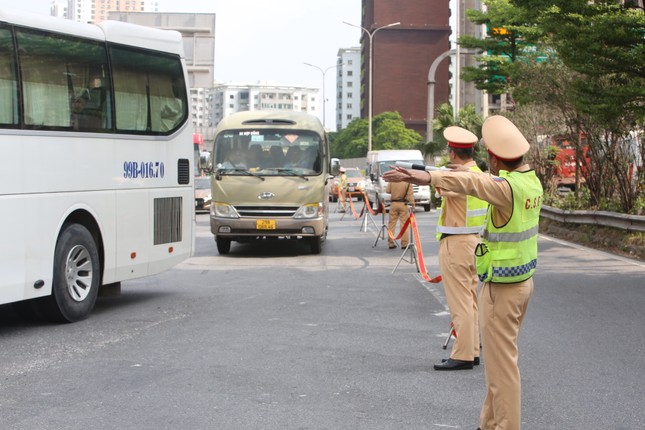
[{"left": 1, "top": 0, "right": 363, "bottom": 125}]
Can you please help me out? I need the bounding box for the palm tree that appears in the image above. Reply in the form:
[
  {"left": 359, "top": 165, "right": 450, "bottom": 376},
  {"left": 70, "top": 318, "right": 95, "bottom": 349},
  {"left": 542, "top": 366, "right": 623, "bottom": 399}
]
[{"left": 422, "top": 103, "right": 484, "bottom": 167}]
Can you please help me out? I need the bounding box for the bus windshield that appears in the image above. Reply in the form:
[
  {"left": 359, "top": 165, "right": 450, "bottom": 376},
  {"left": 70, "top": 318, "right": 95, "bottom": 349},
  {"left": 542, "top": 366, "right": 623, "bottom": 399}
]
[{"left": 213, "top": 129, "right": 323, "bottom": 176}]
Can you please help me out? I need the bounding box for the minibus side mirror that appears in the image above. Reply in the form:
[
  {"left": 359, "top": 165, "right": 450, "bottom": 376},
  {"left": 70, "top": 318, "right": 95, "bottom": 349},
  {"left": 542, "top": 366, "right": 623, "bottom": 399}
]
[{"left": 330, "top": 157, "right": 340, "bottom": 176}]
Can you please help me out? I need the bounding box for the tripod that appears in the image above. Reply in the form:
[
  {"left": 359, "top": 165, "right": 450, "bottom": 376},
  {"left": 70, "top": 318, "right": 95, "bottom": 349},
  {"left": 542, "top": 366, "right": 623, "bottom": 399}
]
[
  {"left": 392, "top": 205, "right": 417, "bottom": 273},
  {"left": 372, "top": 196, "right": 388, "bottom": 248},
  {"left": 360, "top": 195, "right": 380, "bottom": 233}
]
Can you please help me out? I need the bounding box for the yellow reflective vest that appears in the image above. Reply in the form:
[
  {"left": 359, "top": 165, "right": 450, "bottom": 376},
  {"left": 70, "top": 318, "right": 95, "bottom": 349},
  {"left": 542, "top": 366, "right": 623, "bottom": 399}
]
[
  {"left": 477, "top": 169, "right": 543, "bottom": 283},
  {"left": 436, "top": 164, "right": 488, "bottom": 241}
]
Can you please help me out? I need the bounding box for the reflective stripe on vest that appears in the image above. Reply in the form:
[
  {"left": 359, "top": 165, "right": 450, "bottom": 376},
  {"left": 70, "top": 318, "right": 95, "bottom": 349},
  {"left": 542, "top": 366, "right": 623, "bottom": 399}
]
[
  {"left": 478, "top": 169, "right": 543, "bottom": 283},
  {"left": 436, "top": 165, "right": 488, "bottom": 239}
]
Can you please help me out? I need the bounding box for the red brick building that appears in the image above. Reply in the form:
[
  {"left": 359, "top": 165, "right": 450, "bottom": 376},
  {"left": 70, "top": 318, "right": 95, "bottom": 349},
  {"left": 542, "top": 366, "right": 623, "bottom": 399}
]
[{"left": 360, "top": 0, "right": 451, "bottom": 138}]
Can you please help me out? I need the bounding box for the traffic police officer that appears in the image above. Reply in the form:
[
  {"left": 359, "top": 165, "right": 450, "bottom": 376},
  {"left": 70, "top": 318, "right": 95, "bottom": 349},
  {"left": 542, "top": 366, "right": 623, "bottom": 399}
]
[
  {"left": 338, "top": 167, "right": 348, "bottom": 212},
  {"left": 385, "top": 180, "right": 415, "bottom": 249},
  {"left": 433, "top": 126, "right": 488, "bottom": 371},
  {"left": 383, "top": 115, "right": 543, "bottom": 430}
]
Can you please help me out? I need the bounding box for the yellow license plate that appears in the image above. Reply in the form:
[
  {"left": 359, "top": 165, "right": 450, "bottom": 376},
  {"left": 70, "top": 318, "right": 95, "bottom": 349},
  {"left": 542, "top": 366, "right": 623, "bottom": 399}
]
[{"left": 256, "top": 219, "right": 276, "bottom": 230}]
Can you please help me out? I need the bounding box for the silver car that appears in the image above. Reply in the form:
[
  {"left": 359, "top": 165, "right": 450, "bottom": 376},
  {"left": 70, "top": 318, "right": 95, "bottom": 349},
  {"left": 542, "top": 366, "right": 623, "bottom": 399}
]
[{"left": 194, "top": 176, "right": 212, "bottom": 213}]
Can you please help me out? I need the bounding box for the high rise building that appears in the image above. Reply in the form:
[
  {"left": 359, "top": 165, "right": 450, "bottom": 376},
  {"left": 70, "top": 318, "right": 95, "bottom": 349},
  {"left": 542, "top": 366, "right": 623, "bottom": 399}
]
[
  {"left": 50, "top": 0, "right": 69, "bottom": 19},
  {"left": 336, "top": 47, "right": 362, "bottom": 131},
  {"left": 454, "top": 0, "right": 484, "bottom": 115},
  {"left": 360, "top": 0, "right": 451, "bottom": 138}
]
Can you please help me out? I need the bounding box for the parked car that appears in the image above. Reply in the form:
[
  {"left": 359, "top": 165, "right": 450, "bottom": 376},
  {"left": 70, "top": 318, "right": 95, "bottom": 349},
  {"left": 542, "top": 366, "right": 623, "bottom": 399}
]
[
  {"left": 330, "top": 167, "right": 366, "bottom": 202},
  {"left": 194, "top": 176, "right": 212, "bottom": 212}
]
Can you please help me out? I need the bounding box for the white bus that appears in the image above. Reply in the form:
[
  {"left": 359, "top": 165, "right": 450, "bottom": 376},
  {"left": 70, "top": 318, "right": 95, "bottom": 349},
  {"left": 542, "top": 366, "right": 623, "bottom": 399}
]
[{"left": 0, "top": 9, "right": 195, "bottom": 322}]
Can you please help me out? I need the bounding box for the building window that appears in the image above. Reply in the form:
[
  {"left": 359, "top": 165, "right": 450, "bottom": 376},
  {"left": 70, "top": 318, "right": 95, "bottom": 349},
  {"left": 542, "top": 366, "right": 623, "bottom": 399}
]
[
  {"left": 348, "top": 60, "right": 353, "bottom": 65},
  {"left": 347, "top": 82, "right": 353, "bottom": 88},
  {"left": 347, "top": 92, "right": 352, "bottom": 98},
  {"left": 347, "top": 71, "right": 353, "bottom": 76}
]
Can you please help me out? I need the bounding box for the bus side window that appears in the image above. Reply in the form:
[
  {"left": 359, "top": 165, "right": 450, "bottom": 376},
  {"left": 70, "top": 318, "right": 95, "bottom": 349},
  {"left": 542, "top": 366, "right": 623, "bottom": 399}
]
[
  {"left": 110, "top": 46, "right": 186, "bottom": 134},
  {"left": 71, "top": 85, "right": 108, "bottom": 130},
  {"left": 150, "top": 73, "right": 183, "bottom": 132},
  {"left": 20, "top": 55, "right": 71, "bottom": 128},
  {"left": 0, "top": 27, "right": 18, "bottom": 126},
  {"left": 113, "top": 67, "right": 148, "bottom": 132},
  {"left": 17, "top": 29, "right": 111, "bottom": 131}
]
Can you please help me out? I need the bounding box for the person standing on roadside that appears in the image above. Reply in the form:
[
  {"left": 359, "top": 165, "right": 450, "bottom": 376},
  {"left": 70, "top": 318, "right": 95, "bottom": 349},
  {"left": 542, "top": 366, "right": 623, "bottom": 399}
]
[
  {"left": 385, "top": 180, "right": 415, "bottom": 249},
  {"left": 338, "top": 167, "right": 348, "bottom": 212},
  {"left": 383, "top": 115, "right": 543, "bottom": 430},
  {"left": 432, "top": 126, "right": 488, "bottom": 371}
]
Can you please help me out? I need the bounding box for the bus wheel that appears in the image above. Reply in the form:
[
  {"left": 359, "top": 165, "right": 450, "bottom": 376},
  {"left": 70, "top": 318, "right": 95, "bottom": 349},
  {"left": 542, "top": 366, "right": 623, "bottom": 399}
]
[
  {"left": 46, "top": 224, "right": 100, "bottom": 323},
  {"left": 216, "top": 236, "right": 231, "bottom": 255},
  {"left": 309, "top": 236, "right": 323, "bottom": 254}
]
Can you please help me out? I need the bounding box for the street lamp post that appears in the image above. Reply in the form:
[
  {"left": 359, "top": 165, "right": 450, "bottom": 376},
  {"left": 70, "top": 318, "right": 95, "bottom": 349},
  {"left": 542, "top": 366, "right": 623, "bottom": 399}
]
[
  {"left": 427, "top": 49, "right": 455, "bottom": 143},
  {"left": 343, "top": 21, "right": 400, "bottom": 153},
  {"left": 303, "top": 62, "right": 341, "bottom": 129}
]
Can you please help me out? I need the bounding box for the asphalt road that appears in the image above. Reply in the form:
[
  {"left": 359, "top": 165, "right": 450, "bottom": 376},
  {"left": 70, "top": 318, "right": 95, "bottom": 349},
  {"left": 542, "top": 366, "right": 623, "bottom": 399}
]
[{"left": 1, "top": 205, "right": 644, "bottom": 430}]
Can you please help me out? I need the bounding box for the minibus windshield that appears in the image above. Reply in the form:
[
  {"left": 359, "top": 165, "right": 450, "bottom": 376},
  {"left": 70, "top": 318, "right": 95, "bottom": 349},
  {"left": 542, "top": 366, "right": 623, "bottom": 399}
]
[{"left": 214, "top": 129, "right": 323, "bottom": 176}]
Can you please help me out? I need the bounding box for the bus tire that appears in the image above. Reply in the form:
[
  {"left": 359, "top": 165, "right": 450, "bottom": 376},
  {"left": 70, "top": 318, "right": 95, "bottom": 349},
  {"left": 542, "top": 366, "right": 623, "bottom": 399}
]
[
  {"left": 46, "top": 224, "right": 101, "bottom": 323},
  {"left": 309, "top": 236, "right": 323, "bottom": 254},
  {"left": 216, "top": 236, "right": 231, "bottom": 255}
]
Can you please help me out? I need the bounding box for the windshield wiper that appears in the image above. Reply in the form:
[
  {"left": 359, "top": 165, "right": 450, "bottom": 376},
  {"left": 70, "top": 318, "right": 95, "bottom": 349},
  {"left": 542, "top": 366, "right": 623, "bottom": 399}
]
[
  {"left": 271, "top": 168, "right": 309, "bottom": 181},
  {"left": 218, "top": 168, "right": 265, "bottom": 181}
]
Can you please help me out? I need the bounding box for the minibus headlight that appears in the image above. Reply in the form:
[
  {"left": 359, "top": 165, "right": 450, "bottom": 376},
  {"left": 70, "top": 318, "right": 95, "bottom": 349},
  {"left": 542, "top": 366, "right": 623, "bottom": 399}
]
[
  {"left": 294, "top": 203, "right": 322, "bottom": 219},
  {"left": 213, "top": 202, "right": 239, "bottom": 218}
]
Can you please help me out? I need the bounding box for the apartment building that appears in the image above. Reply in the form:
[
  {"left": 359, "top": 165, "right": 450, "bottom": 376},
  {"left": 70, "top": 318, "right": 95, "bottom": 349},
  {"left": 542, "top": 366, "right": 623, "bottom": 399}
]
[
  {"left": 210, "top": 83, "right": 319, "bottom": 127},
  {"left": 336, "top": 47, "right": 362, "bottom": 131},
  {"left": 66, "top": 0, "right": 158, "bottom": 23}
]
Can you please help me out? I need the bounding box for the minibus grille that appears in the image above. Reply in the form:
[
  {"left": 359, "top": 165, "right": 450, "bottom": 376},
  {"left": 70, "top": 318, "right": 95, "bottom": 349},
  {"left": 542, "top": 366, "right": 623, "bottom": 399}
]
[
  {"left": 235, "top": 205, "right": 299, "bottom": 217},
  {"left": 154, "top": 197, "right": 183, "bottom": 244}
]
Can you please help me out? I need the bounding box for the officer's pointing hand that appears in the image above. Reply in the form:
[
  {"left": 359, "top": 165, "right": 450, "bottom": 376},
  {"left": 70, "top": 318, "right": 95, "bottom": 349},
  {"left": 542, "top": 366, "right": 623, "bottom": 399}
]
[{"left": 383, "top": 166, "right": 412, "bottom": 183}]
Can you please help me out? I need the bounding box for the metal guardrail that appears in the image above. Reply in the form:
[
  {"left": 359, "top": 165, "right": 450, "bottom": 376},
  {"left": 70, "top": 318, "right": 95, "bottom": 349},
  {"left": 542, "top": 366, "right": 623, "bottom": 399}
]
[{"left": 541, "top": 205, "right": 645, "bottom": 233}]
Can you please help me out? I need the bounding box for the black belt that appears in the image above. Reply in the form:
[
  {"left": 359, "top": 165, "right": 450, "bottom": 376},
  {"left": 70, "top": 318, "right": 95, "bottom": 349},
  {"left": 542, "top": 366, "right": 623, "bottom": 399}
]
[{"left": 440, "top": 233, "right": 478, "bottom": 240}]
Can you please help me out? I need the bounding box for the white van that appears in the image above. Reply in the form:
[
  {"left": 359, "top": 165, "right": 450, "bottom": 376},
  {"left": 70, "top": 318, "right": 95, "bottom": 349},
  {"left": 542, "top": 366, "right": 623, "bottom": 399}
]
[
  {"left": 199, "top": 111, "right": 337, "bottom": 254},
  {"left": 365, "top": 149, "right": 432, "bottom": 211}
]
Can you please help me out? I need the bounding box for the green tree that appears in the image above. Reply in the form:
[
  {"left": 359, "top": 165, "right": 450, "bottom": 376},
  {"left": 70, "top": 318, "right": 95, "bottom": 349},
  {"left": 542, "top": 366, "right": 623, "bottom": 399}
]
[
  {"left": 372, "top": 112, "right": 423, "bottom": 151},
  {"left": 330, "top": 117, "right": 367, "bottom": 158},
  {"left": 510, "top": 0, "right": 645, "bottom": 212},
  {"left": 458, "top": 0, "right": 542, "bottom": 95},
  {"left": 514, "top": 0, "right": 645, "bottom": 123},
  {"left": 332, "top": 112, "right": 423, "bottom": 158},
  {"left": 462, "top": 0, "right": 644, "bottom": 213},
  {"left": 422, "top": 103, "right": 485, "bottom": 168}
]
